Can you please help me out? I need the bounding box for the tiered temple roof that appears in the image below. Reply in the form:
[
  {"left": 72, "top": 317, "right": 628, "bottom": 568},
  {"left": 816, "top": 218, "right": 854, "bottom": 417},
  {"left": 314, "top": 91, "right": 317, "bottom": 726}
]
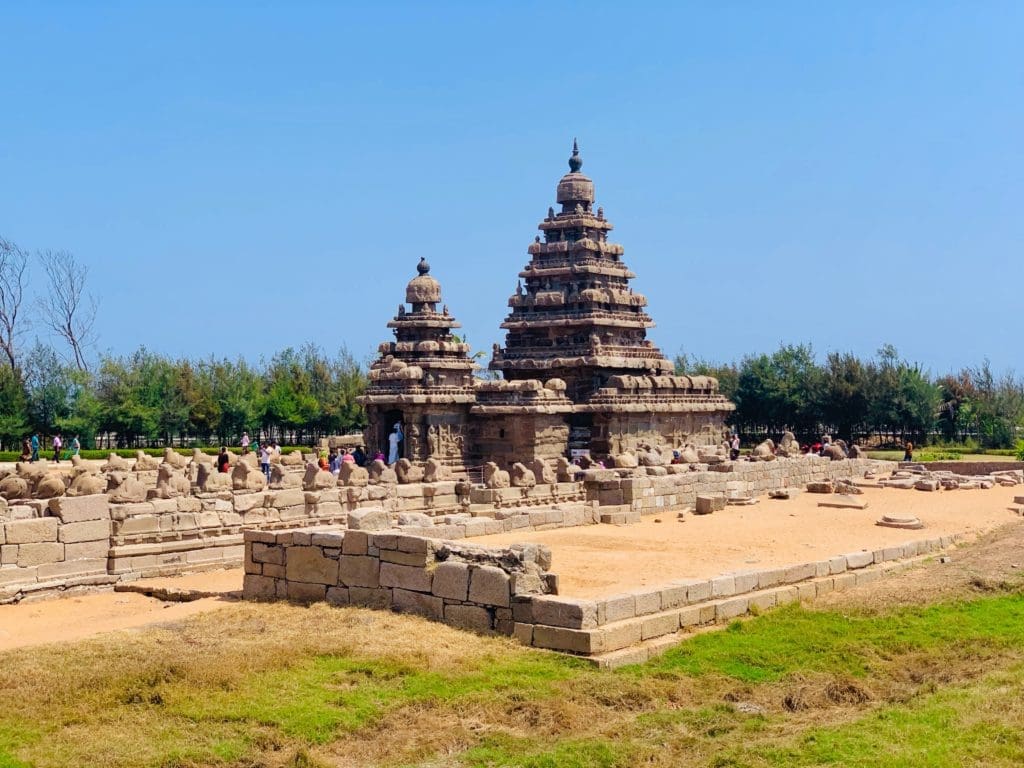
[
  {"left": 490, "top": 141, "right": 675, "bottom": 401},
  {"left": 361, "top": 258, "right": 477, "bottom": 406}
]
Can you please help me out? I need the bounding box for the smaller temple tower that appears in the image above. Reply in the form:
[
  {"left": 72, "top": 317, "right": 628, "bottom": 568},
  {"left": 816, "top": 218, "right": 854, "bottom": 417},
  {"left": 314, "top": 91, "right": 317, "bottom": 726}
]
[{"left": 358, "top": 258, "right": 477, "bottom": 469}]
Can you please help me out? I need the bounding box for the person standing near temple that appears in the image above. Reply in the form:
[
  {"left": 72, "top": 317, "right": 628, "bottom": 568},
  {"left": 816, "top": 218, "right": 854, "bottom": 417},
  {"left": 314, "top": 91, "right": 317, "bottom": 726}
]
[
  {"left": 217, "top": 446, "right": 230, "bottom": 473},
  {"left": 241, "top": 431, "right": 251, "bottom": 454},
  {"left": 729, "top": 433, "right": 740, "bottom": 461},
  {"left": 387, "top": 422, "right": 403, "bottom": 465},
  {"left": 52, "top": 433, "right": 62, "bottom": 463},
  {"left": 71, "top": 435, "right": 81, "bottom": 456},
  {"left": 30, "top": 433, "right": 39, "bottom": 463},
  {"left": 259, "top": 442, "right": 272, "bottom": 482}
]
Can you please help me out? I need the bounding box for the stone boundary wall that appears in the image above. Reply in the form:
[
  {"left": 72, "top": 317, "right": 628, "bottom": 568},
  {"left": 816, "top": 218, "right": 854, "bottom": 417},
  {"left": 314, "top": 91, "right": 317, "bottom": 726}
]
[
  {"left": 0, "top": 457, "right": 893, "bottom": 601},
  {"left": 243, "top": 526, "right": 959, "bottom": 667},
  {"left": 911, "top": 461, "right": 1024, "bottom": 476},
  {"left": 586, "top": 457, "right": 894, "bottom": 523},
  {"left": 243, "top": 528, "right": 556, "bottom": 634}
]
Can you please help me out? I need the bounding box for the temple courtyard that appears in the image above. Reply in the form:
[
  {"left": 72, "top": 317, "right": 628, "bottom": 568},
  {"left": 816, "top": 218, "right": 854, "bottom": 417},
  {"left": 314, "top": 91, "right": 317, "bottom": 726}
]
[{"left": 2, "top": 482, "right": 1018, "bottom": 653}]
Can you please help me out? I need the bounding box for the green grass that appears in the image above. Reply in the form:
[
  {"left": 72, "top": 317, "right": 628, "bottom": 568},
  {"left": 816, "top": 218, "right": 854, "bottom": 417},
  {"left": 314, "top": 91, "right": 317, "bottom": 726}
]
[
  {"left": 171, "top": 653, "right": 581, "bottom": 743},
  {"left": 5, "top": 593, "right": 1024, "bottom": 767},
  {"left": 633, "top": 596, "right": 1024, "bottom": 683}
]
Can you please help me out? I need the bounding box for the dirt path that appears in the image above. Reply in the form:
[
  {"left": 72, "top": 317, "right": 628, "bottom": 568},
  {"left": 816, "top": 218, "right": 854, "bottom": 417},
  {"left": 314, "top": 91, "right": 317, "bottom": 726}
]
[{"left": 0, "top": 569, "right": 242, "bottom": 653}]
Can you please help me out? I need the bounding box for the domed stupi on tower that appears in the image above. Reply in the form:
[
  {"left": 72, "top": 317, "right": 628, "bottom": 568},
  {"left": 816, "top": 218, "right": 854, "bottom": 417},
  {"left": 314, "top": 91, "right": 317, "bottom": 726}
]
[{"left": 359, "top": 142, "right": 735, "bottom": 468}]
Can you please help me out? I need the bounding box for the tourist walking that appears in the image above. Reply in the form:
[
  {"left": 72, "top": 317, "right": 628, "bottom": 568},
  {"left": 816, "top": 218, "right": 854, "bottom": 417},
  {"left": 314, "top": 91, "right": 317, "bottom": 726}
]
[
  {"left": 729, "top": 434, "right": 740, "bottom": 461},
  {"left": 30, "top": 433, "right": 39, "bottom": 462},
  {"left": 903, "top": 441, "right": 914, "bottom": 462},
  {"left": 71, "top": 435, "right": 81, "bottom": 456},
  {"left": 241, "top": 431, "right": 251, "bottom": 454},
  {"left": 259, "top": 443, "right": 271, "bottom": 482},
  {"left": 52, "top": 434, "right": 62, "bottom": 463}
]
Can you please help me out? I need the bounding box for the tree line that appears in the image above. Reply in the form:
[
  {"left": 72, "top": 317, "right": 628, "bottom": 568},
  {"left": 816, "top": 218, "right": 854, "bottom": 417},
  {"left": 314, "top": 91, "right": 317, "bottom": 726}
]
[
  {"left": 0, "top": 341, "right": 367, "bottom": 450},
  {"left": 676, "top": 343, "right": 1024, "bottom": 448}
]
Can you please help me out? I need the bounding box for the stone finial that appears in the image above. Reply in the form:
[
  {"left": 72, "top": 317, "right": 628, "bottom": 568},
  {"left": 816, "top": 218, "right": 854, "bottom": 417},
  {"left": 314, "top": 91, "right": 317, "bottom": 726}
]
[
  {"left": 547, "top": 206, "right": 554, "bottom": 220},
  {"left": 568, "top": 138, "right": 582, "bottom": 172},
  {"left": 417, "top": 256, "right": 430, "bottom": 275},
  {"left": 597, "top": 206, "right": 604, "bottom": 219}
]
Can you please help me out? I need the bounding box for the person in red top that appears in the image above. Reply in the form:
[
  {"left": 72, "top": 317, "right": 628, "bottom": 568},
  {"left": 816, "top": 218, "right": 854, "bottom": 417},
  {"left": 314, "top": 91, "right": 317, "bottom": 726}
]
[{"left": 217, "top": 447, "right": 230, "bottom": 473}]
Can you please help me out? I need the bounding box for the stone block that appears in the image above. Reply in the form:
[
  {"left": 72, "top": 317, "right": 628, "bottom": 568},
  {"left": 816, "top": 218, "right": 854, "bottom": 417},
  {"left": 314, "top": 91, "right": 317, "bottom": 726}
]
[
  {"left": 47, "top": 495, "right": 109, "bottom": 523},
  {"left": 598, "top": 621, "right": 643, "bottom": 652},
  {"left": 716, "top": 596, "right": 749, "bottom": 621},
  {"left": 599, "top": 594, "right": 636, "bottom": 624},
  {"left": 285, "top": 546, "right": 339, "bottom": 585},
  {"left": 339, "top": 555, "right": 380, "bottom": 588},
  {"left": 349, "top": 586, "right": 391, "bottom": 608},
  {"left": 710, "top": 575, "right": 736, "bottom": 597},
  {"left": 58, "top": 519, "right": 111, "bottom": 544},
  {"left": 380, "top": 562, "right": 433, "bottom": 592},
  {"left": 641, "top": 612, "right": 680, "bottom": 641},
  {"left": 731, "top": 571, "right": 759, "bottom": 593},
  {"left": 243, "top": 574, "right": 278, "bottom": 600},
  {"left": 341, "top": 530, "right": 369, "bottom": 556},
  {"left": 431, "top": 561, "right": 470, "bottom": 601},
  {"left": 468, "top": 565, "right": 511, "bottom": 608},
  {"left": 844, "top": 551, "right": 873, "bottom": 569},
  {"left": 748, "top": 591, "right": 777, "bottom": 613},
  {"left": 348, "top": 507, "right": 389, "bottom": 531},
  {"left": 445, "top": 604, "right": 493, "bottom": 633},
  {"left": 392, "top": 588, "right": 443, "bottom": 619},
  {"left": 325, "top": 586, "right": 350, "bottom": 605},
  {"left": 633, "top": 590, "right": 661, "bottom": 616},
  {"left": 17, "top": 542, "right": 64, "bottom": 567},
  {"left": 530, "top": 596, "right": 598, "bottom": 629},
  {"left": 828, "top": 556, "right": 847, "bottom": 575},
  {"left": 531, "top": 625, "right": 597, "bottom": 654},
  {"left": 659, "top": 584, "right": 688, "bottom": 611},
  {"left": 757, "top": 568, "right": 786, "bottom": 590},
  {"left": 64, "top": 540, "right": 109, "bottom": 560},
  {"left": 271, "top": 489, "right": 305, "bottom": 508},
  {"left": 37, "top": 559, "right": 105, "bottom": 580},
  {"left": 252, "top": 542, "right": 285, "bottom": 565},
  {"left": 684, "top": 579, "right": 712, "bottom": 604},
  {"left": 512, "top": 622, "right": 534, "bottom": 646},
  {"left": 678, "top": 605, "right": 702, "bottom": 628},
  {"left": 5, "top": 518, "right": 59, "bottom": 544},
  {"left": 288, "top": 581, "right": 327, "bottom": 604}
]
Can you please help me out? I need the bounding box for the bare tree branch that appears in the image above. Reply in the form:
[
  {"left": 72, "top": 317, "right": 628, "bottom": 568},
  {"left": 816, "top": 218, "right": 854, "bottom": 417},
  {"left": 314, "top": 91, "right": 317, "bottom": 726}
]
[
  {"left": 36, "top": 249, "right": 98, "bottom": 371},
  {"left": 0, "top": 237, "right": 30, "bottom": 371}
]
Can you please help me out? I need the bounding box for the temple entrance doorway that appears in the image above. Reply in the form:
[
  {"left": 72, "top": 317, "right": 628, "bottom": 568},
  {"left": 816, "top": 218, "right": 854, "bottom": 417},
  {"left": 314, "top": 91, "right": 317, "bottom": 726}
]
[
  {"left": 568, "top": 413, "right": 593, "bottom": 461},
  {"left": 381, "top": 409, "right": 404, "bottom": 462}
]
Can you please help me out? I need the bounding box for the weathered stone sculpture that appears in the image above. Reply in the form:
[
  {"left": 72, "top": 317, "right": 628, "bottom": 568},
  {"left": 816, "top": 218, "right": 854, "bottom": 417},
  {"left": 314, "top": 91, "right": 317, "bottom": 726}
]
[
  {"left": 67, "top": 472, "right": 105, "bottom": 497},
  {"left": 338, "top": 461, "right": 370, "bottom": 487},
  {"left": 163, "top": 447, "right": 189, "bottom": 469},
  {"left": 529, "top": 458, "right": 556, "bottom": 484},
  {"left": 133, "top": 451, "right": 160, "bottom": 472},
  {"left": 0, "top": 475, "right": 29, "bottom": 500},
  {"left": 613, "top": 452, "right": 638, "bottom": 468},
  {"left": 101, "top": 452, "right": 133, "bottom": 472},
  {"left": 302, "top": 463, "right": 336, "bottom": 491},
  {"left": 107, "top": 472, "right": 148, "bottom": 503},
  {"left": 510, "top": 462, "right": 537, "bottom": 488},
  {"left": 230, "top": 460, "right": 266, "bottom": 491},
  {"left": 196, "top": 463, "right": 232, "bottom": 492},
  {"left": 483, "top": 461, "right": 511, "bottom": 489},
  {"left": 153, "top": 463, "right": 191, "bottom": 498},
  {"left": 423, "top": 457, "right": 451, "bottom": 483},
  {"left": 367, "top": 459, "right": 398, "bottom": 485},
  {"left": 269, "top": 464, "right": 302, "bottom": 489},
  {"left": 280, "top": 450, "right": 304, "bottom": 467},
  {"left": 394, "top": 458, "right": 425, "bottom": 484},
  {"left": 776, "top": 431, "right": 799, "bottom": 458},
  {"left": 751, "top": 439, "right": 776, "bottom": 461}
]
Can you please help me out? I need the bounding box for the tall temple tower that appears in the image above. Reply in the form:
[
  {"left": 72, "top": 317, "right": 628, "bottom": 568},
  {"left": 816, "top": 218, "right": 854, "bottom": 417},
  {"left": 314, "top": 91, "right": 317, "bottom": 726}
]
[
  {"left": 490, "top": 140, "right": 674, "bottom": 402},
  {"left": 359, "top": 258, "right": 476, "bottom": 468},
  {"left": 490, "top": 142, "right": 734, "bottom": 457}
]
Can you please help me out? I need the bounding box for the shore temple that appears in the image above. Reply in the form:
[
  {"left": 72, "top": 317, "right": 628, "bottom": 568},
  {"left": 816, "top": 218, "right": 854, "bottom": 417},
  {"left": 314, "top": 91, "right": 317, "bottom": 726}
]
[{"left": 358, "top": 143, "right": 735, "bottom": 468}]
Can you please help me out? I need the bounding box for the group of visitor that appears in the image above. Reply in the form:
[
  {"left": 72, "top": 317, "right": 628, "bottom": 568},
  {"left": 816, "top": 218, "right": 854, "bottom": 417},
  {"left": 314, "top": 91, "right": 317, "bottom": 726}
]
[{"left": 21, "top": 433, "right": 80, "bottom": 463}]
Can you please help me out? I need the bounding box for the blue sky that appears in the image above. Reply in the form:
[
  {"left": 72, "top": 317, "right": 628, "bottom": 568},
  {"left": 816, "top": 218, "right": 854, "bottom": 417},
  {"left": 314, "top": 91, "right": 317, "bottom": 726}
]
[{"left": 2, "top": 2, "right": 1021, "bottom": 375}]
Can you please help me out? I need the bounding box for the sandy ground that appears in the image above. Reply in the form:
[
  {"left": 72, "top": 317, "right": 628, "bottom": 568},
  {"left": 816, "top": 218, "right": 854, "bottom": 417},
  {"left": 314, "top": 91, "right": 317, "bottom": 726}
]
[
  {"left": 0, "top": 485, "right": 1019, "bottom": 651},
  {"left": 475, "top": 485, "right": 1022, "bottom": 597},
  {"left": 0, "top": 569, "right": 241, "bottom": 653}
]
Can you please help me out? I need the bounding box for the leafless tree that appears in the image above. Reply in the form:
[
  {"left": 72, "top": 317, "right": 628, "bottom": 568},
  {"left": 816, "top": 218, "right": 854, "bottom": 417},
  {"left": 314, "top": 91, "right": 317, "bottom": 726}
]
[
  {"left": 0, "top": 237, "right": 30, "bottom": 371},
  {"left": 36, "top": 249, "right": 97, "bottom": 371}
]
